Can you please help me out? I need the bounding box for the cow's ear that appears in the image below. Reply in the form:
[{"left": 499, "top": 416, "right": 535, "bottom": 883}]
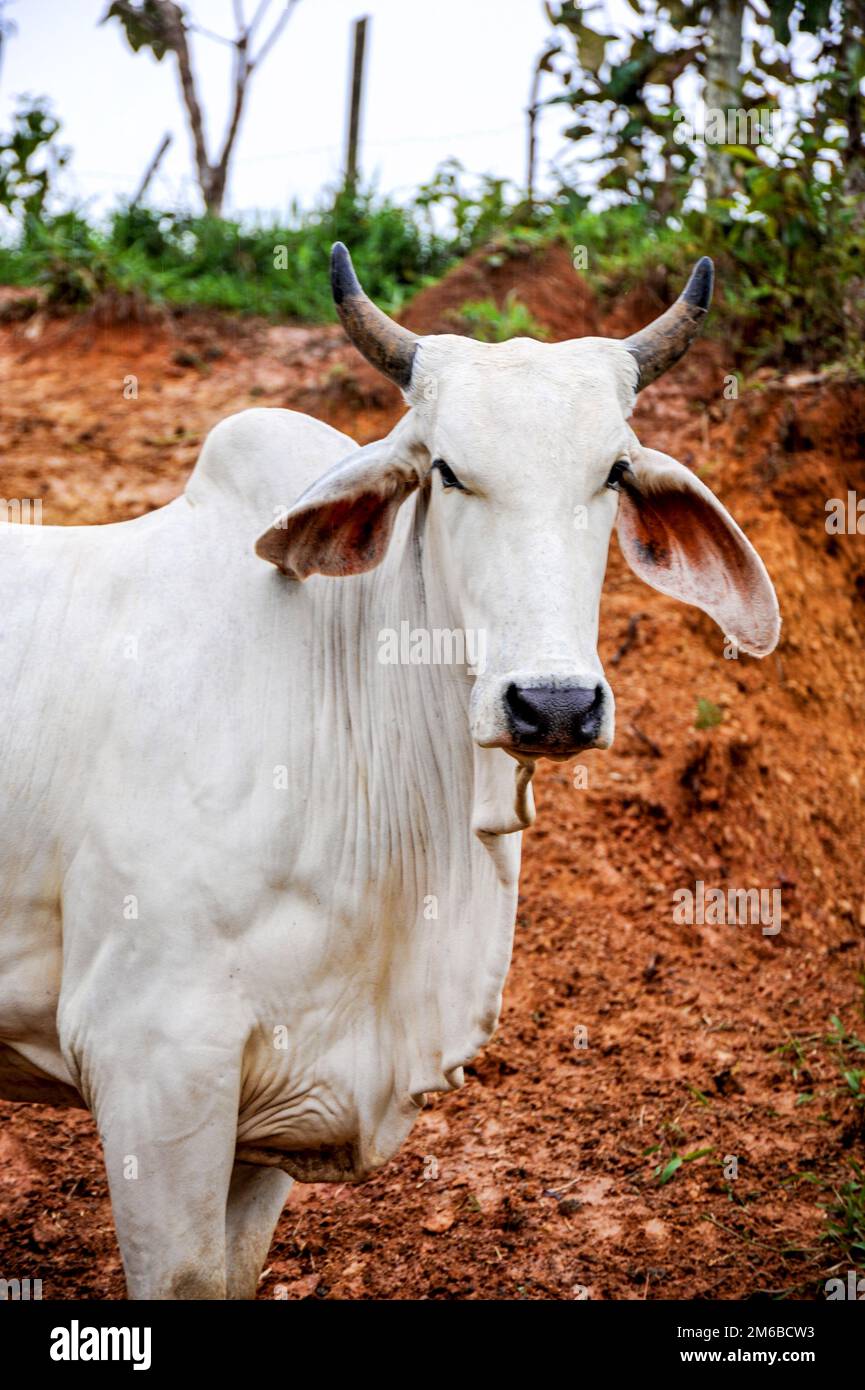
[
  {"left": 615, "top": 444, "right": 780, "bottom": 656},
  {"left": 255, "top": 432, "right": 421, "bottom": 580}
]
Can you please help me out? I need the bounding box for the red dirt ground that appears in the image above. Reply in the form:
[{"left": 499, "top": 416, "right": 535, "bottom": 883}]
[{"left": 1, "top": 246, "right": 863, "bottom": 1300}]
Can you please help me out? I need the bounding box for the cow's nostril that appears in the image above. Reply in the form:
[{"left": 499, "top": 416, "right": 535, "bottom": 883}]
[
  {"left": 561, "top": 686, "right": 599, "bottom": 718},
  {"left": 504, "top": 683, "right": 604, "bottom": 751},
  {"left": 504, "top": 683, "right": 545, "bottom": 737}
]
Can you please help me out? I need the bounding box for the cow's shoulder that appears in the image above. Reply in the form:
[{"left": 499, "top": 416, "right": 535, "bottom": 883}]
[{"left": 185, "top": 408, "right": 357, "bottom": 523}]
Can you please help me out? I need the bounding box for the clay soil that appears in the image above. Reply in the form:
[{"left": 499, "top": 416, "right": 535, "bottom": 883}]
[{"left": 1, "top": 245, "right": 864, "bottom": 1300}]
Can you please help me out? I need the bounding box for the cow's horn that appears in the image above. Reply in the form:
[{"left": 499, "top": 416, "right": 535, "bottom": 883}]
[
  {"left": 623, "top": 257, "right": 713, "bottom": 389},
  {"left": 330, "top": 242, "right": 419, "bottom": 389}
]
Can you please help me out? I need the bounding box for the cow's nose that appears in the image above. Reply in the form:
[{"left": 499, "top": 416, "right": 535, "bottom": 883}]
[{"left": 504, "top": 682, "right": 605, "bottom": 754}]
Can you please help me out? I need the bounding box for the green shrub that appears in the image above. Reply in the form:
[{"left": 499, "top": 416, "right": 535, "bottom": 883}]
[
  {"left": 0, "top": 184, "right": 456, "bottom": 320},
  {"left": 456, "top": 291, "right": 549, "bottom": 342}
]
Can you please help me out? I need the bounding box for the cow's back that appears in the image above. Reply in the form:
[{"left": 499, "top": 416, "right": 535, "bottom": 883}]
[{"left": 0, "top": 406, "right": 356, "bottom": 853}]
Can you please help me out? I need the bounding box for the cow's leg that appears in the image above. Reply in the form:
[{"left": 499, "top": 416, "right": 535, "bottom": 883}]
[
  {"left": 96, "top": 1086, "right": 239, "bottom": 1299},
  {"left": 68, "top": 1016, "right": 243, "bottom": 1300},
  {"left": 225, "top": 1162, "right": 293, "bottom": 1300}
]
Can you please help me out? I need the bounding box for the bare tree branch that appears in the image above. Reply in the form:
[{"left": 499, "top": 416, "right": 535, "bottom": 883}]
[
  {"left": 131, "top": 131, "right": 172, "bottom": 206},
  {"left": 247, "top": 0, "right": 274, "bottom": 43},
  {"left": 250, "top": 0, "right": 300, "bottom": 71},
  {"left": 159, "top": 2, "right": 212, "bottom": 201},
  {"left": 187, "top": 23, "right": 235, "bottom": 47},
  {"left": 208, "top": 2, "right": 257, "bottom": 211},
  {"left": 105, "top": 0, "right": 301, "bottom": 214}
]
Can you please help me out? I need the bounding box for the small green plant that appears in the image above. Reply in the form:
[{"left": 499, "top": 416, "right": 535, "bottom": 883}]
[
  {"left": 654, "top": 1147, "right": 715, "bottom": 1186},
  {"left": 824, "top": 1015, "right": 865, "bottom": 1116},
  {"left": 777, "top": 1016, "right": 865, "bottom": 1114},
  {"left": 455, "top": 291, "right": 549, "bottom": 343},
  {"left": 687, "top": 1084, "right": 711, "bottom": 1108},
  {"left": 695, "top": 698, "right": 723, "bottom": 730},
  {"left": 822, "top": 1160, "right": 865, "bottom": 1269},
  {"left": 777, "top": 1033, "right": 812, "bottom": 1082}
]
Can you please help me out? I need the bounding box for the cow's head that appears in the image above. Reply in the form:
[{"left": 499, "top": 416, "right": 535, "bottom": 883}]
[{"left": 257, "top": 244, "right": 779, "bottom": 767}]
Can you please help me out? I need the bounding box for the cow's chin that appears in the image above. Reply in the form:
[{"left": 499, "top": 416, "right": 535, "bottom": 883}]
[{"left": 484, "top": 735, "right": 612, "bottom": 763}]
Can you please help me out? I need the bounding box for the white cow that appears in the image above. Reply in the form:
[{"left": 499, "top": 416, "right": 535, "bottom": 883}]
[{"left": 0, "top": 246, "right": 779, "bottom": 1298}]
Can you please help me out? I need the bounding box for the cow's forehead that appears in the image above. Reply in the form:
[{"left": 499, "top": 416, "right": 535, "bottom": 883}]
[
  {"left": 409, "top": 334, "right": 637, "bottom": 471},
  {"left": 412, "top": 334, "right": 637, "bottom": 419}
]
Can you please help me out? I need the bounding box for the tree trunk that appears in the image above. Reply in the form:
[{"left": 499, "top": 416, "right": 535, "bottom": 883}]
[
  {"left": 702, "top": 0, "right": 745, "bottom": 203},
  {"left": 203, "top": 165, "right": 227, "bottom": 217},
  {"left": 131, "top": 132, "right": 172, "bottom": 208}
]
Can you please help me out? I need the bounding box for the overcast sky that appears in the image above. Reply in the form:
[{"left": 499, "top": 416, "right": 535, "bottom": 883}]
[{"left": 0, "top": 0, "right": 602, "bottom": 218}]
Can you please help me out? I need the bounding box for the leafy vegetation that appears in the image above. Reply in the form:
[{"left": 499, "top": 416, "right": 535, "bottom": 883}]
[
  {"left": 0, "top": 188, "right": 453, "bottom": 319},
  {"left": 778, "top": 1014, "right": 865, "bottom": 1274},
  {"left": 534, "top": 1, "right": 865, "bottom": 365},
  {"left": 0, "top": 98, "right": 69, "bottom": 220},
  {"left": 455, "top": 291, "right": 549, "bottom": 343},
  {"left": 824, "top": 1160, "right": 865, "bottom": 1268}
]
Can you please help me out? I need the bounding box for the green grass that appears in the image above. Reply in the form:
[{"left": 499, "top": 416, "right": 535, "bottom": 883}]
[
  {"left": 823, "top": 1160, "right": 865, "bottom": 1270},
  {"left": 0, "top": 188, "right": 454, "bottom": 320},
  {"left": 778, "top": 1015, "right": 865, "bottom": 1278}
]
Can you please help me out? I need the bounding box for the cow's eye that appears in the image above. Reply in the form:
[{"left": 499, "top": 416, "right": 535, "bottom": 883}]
[
  {"left": 606, "top": 459, "right": 631, "bottom": 491},
  {"left": 432, "top": 459, "right": 467, "bottom": 491}
]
